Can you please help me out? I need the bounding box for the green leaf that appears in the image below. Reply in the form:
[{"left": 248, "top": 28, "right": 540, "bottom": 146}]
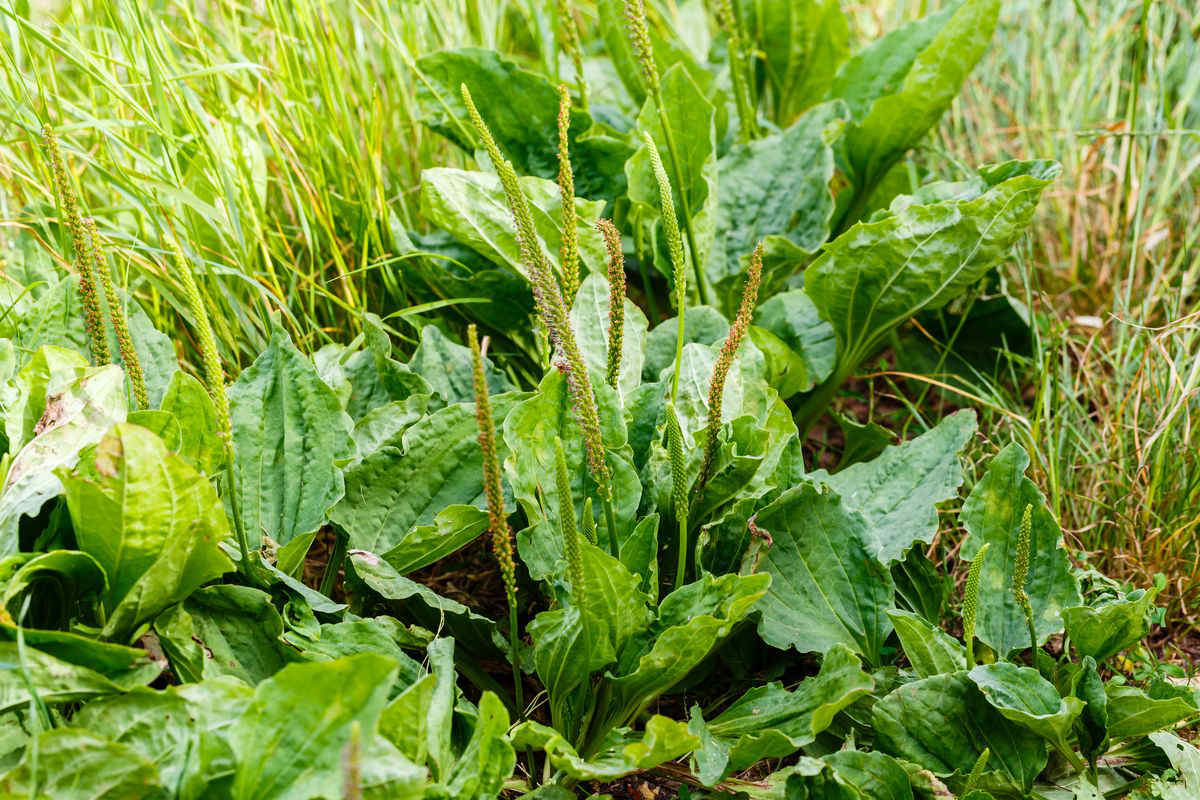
[
  {"left": 1062, "top": 589, "right": 1156, "bottom": 663},
  {"left": 969, "top": 662, "right": 1084, "bottom": 756},
  {"left": 0, "top": 627, "right": 159, "bottom": 687},
  {"left": 441, "top": 691, "right": 515, "bottom": 799},
  {"left": 1105, "top": 685, "right": 1197, "bottom": 740},
  {"left": 570, "top": 273, "right": 650, "bottom": 401},
  {"left": 348, "top": 551, "right": 504, "bottom": 660},
  {"left": 805, "top": 162, "right": 1059, "bottom": 375},
  {"left": 1072, "top": 656, "right": 1108, "bottom": 761},
  {"left": 1149, "top": 733, "right": 1200, "bottom": 797},
  {"left": 415, "top": 47, "right": 633, "bottom": 202},
  {"left": 887, "top": 609, "right": 966, "bottom": 678},
  {"left": 3, "top": 345, "right": 88, "bottom": 454},
  {"left": 503, "top": 372, "right": 637, "bottom": 564},
  {"left": 293, "top": 617, "right": 426, "bottom": 692},
  {"left": 711, "top": 102, "right": 847, "bottom": 308},
  {"left": 0, "top": 550, "right": 106, "bottom": 630},
  {"left": 755, "top": 481, "right": 895, "bottom": 662},
  {"left": 690, "top": 643, "right": 874, "bottom": 785},
  {"left": 529, "top": 603, "right": 614, "bottom": 742},
  {"left": 642, "top": 306, "right": 729, "bottom": 383},
  {"left": 598, "top": 572, "right": 769, "bottom": 736},
  {"left": 808, "top": 410, "right": 976, "bottom": 564},
  {"left": 230, "top": 325, "right": 352, "bottom": 547},
  {"left": 69, "top": 677, "right": 252, "bottom": 799},
  {"left": 0, "top": 364, "right": 127, "bottom": 552},
  {"left": 376, "top": 504, "right": 489, "bottom": 575},
  {"left": 0, "top": 729, "right": 167, "bottom": 798},
  {"left": 511, "top": 715, "right": 699, "bottom": 782},
  {"left": 378, "top": 674, "right": 437, "bottom": 766},
  {"left": 873, "top": 671, "right": 1047, "bottom": 794},
  {"left": 159, "top": 371, "right": 224, "bottom": 475},
  {"left": 59, "top": 423, "right": 234, "bottom": 641},
  {"left": 834, "top": 0, "right": 1001, "bottom": 191},
  {"left": 0, "top": 641, "right": 157, "bottom": 713},
  {"left": 229, "top": 653, "right": 398, "bottom": 799},
  {"left": 154, "top": 584, "right": 297, "bottom": 685},
  {"left": 334, "top": 393, "right": 524, "bottom": 566},
  {"left": 752, "top": 291, "right": 836, "bottom": 396},
  {"left": 741, "top": 0, "right": 850, "bottom": 121},
  {"left": 823, "top": 750, "right": 915, "bottom": 800},
  {"left": 409, "top": 324, "right": 512, "bottom": 406},
  {"left": 419, "top": 168, "right": 608, "bottom": 280},
  {"left": 960, "top": 443, "right": 1081, "bottom": 656}
]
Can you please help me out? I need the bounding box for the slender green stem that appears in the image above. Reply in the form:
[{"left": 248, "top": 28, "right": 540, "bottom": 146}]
[
  {"left": 223, "top": 446, "right": 254, "bottom": 580},
  {"left": 602, "top": 496, "right": 619, "bottom": 558},
  {"left": 507, "top": 599, "right": 524, "bottom": 720},
  {"left": 319, "top": 533, "right": 346, "bottom": 596},
  {"left": 675, "top": 510, "right": 689, "bottom": 588}
]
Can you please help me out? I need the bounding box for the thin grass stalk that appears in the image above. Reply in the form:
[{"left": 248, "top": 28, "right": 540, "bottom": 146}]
[
  {"left": 596, "top": 218, "right": 625, "bottom": 389},
  {"left": 42, "top": 125, "right": 110, "bottom": 365},
  {"left": 84, "top": 218, "right": 147, "bottom": 410},
  {"left": 469, "top": 324, "right": 523, "bottom": 718},
  {"left": 461, "top": 83, "right": 619, "bottom": 557},
  {"left": 697, "top": 242, "right": 763, "bottom": 491}
]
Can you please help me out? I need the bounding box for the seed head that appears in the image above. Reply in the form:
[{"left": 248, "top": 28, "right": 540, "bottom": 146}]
[
  {"left": 43, "top": 125, "right": 110, "bottom": 365},
  {"left": 642, "top": 132, "right": 687, "bottom": 311},
  {"left": 470, "top": 324, "right": 517, "bottom": 605},
  {"left": 554, "top": 438, "right": 585, "bottom": 593},
  {"left": 696, "top": 242, "right": 763, "bottom": 490},
  {"left": 85, "top": 218, "right": 147, "bottom": 409},
  {"left": 963, "top": 542, "right": 989, "bottom": 667},
  {"left": 666, "top": 402, "right": 687, "bottom": 518},
  {"left": 170, "top": 238, "right": 229, "bottom": 438},
  {"left": 596, "top": 219, "right": 626, "bottom": 390},
  {"left": 555, "top": 0, "right": 589, "bottom": 109},
  {"left": 623, "top": 0, "right": 659, "bottom": 97},
  {"left": 462, "top": 84, "right": 612, "bottom": 499},
  {"left": 557, "top": 85, "right": 580, "bottom": 301},
  {"left": 1013, "top": 503, "right": 1037, "bottom": 651}
]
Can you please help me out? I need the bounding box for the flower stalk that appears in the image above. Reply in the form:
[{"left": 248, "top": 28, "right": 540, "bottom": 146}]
[
  {"left": 624, "top": 0, "right": 710, "bottom": 306},
  {"left": 462, "top": 83, "right": 619, "bottom": 557},
  {"left": 554, "top": 437, "right": 585, "bottom": 593},
  {"left": 696, "top": 242, "right": 763, "bottom": 491},
  {"left": 596, "top": 219, "right": 626, "bottom": 390},
  {"left": 84, "top": 218, "right": 147, "bottom": 410},
  {"left": 1013, "top": 504, "right": 1038, "bottom": 655},
  {"left": 713, "top": 0, "right": 758, "bottom": 141},
  {"left": 555, "top": 0, "right": 589, "bottom": 110},
  {"left": 469, "top": 324, "right": 523, "bottom": 717},
  {"left": 666, "top": 402, "right": 689, "bottom": 585},
  {"left": 557, "top": 85, "right": 581, "bottom": 301},
  {"left": 43, "top": 125, "right": 110, "bottom": 365},
  {"left": 642, "top": 132, "right": 690, "bottom": 401},
  {"left": 964, "top": 542, "right": 989, "bottom": 668}
]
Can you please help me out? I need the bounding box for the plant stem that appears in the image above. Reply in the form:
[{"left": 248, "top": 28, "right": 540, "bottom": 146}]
[
  {"left": 675, "top": 509, "right": 689, "bottom": 588},
  {"left": 507, "top": 599, "right": 524, "bottom": 720},
  {"left": 602, "top": 495, "right": 619, "bottom": 558},
  {"left": 223, "top": 447, "right": 254, "bottom": 580},
  {"left": 319, "top": 533, "right": 346, "bottom": 596}
]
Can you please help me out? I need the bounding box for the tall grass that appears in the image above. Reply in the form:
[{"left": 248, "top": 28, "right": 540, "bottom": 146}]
[
  {"left": 874, "top": 0, "right": 1200, "bottom": 625},
  {"left": 0, "top": 0, "right": 532, "bottom": 364}
]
